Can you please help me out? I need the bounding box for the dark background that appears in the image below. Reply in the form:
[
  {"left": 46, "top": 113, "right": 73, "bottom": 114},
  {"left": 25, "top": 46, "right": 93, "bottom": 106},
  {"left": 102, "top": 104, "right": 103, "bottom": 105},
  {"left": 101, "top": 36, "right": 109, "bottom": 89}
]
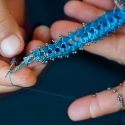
[{"left": 0, "top": 0, "right": 125, "bottom": 125}]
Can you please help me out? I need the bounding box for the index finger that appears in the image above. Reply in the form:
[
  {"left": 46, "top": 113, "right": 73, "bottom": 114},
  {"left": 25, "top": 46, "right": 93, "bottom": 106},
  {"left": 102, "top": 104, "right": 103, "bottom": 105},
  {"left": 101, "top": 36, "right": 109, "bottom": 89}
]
[
  {"left": 0, "top": 60, "right": 36, "bottom": 87},
  {"left": 68, "top": 81, "right": 125, "bottom": 121}
]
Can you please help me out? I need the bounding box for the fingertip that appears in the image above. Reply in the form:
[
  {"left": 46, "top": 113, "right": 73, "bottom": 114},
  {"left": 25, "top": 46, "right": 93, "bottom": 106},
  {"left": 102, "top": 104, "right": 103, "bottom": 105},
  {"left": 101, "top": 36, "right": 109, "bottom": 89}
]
[
  {"left": 68, "top": 100, "right": 80, "bottom": 121},
  {"left": 64, "top": 1, "right": 82, "bottom": 17},
  {"left": 11, "top": 67, "right": 37, "bottom": 87},
  {"left": 64, "top": 1, "right": 80, "bottom": 17},
  {"left": 68, "top": 96, "right": 92, "bottom": 121},
  {"left": 33, "top": 25, "right": 51, "bottom": 43},
  {"left": 0, "top": 61, "right": 36, "bottom": 87},
  {"left": 64, "top": 1, "right": 73, "bottom": 17},
  {"left": 1, "top": 34, "right": 24, "bottom": 57},
  {"left": 0, "top": 0, "right": 25, "bottom": 57}
]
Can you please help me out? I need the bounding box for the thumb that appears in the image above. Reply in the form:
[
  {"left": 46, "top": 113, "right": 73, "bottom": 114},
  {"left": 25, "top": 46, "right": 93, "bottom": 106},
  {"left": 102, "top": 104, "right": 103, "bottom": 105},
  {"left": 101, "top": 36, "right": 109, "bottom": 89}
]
[{"left": 0, "top": 0, "right": 24, "bottom": 57}]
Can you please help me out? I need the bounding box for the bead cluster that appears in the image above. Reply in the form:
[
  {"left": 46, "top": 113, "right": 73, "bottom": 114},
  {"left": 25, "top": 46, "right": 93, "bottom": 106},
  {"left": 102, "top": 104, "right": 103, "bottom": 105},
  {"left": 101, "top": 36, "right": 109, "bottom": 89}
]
[
  {"left": 112, "top": 89, "right": 124, "bottom": 108},
  {"left": 107, "top": 83, "right": 124, "bottom": 109},
  {"left": 10, "top": 9, "right": 125, "bottom": 74}
]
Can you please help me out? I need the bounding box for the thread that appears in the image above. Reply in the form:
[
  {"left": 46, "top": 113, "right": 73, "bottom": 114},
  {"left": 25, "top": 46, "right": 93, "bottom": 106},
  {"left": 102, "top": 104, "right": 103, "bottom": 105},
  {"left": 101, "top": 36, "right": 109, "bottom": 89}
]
[{"left": 9, "top": 72, "right": 76, "bottom": 100}]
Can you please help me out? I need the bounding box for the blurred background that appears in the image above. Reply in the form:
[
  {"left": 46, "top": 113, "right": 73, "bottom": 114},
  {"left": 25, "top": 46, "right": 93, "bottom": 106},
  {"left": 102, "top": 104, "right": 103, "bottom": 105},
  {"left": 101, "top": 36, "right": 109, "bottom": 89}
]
[{"left": 0, "top": 0, "right": 125, "bottom": 125}]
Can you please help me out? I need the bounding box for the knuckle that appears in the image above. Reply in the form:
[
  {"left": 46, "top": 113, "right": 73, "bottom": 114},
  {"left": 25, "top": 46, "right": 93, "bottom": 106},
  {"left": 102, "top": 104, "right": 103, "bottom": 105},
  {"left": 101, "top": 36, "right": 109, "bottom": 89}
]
[{"left": 90, "top": 95, "right": 102, "bottom": 118}]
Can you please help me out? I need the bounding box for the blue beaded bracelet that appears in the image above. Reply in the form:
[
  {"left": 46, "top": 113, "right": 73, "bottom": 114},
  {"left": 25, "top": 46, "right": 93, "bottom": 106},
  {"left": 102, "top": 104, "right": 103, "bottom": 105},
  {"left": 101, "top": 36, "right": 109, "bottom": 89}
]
[{"left": 9, "top": 9, "right": 125, "bottom": 77}]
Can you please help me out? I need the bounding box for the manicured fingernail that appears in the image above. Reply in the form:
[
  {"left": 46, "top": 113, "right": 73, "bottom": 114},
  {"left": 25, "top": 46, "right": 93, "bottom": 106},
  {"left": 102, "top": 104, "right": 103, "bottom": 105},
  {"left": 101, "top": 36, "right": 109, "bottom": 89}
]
[{"left": 1, "top": 34, "right": 21, "bottom": 56}]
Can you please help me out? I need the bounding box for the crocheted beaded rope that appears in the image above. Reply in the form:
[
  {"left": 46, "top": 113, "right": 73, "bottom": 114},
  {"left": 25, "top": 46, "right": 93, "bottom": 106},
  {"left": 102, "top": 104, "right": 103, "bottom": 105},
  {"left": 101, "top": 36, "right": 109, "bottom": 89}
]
[{"left": 9, "top": 9, "right": 125, "bottom": 74}]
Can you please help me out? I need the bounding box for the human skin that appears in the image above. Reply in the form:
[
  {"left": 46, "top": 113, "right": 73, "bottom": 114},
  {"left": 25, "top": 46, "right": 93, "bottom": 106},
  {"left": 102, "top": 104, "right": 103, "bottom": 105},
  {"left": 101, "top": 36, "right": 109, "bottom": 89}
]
[
  {"left": 50, "top": 0, "right": 125, "bottom": 121},
  {"left": 0, "top": 0, "right": 51, "bottom": 93}
]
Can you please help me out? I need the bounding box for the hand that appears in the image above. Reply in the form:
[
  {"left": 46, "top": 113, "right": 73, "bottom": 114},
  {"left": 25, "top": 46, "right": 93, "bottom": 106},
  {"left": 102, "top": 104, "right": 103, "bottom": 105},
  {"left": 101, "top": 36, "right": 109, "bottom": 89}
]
[
  {"left": 0, "top": 0, "right": 51, "bottom": 93},
  {"left": 50, "top": 0, "right": 125, "bottom": 121}
]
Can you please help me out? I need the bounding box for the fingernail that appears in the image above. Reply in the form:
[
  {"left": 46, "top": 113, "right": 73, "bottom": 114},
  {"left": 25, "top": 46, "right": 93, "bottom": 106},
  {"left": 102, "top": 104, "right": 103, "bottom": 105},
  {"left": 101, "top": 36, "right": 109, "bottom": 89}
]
[
  {"left": 39, "top": 26, "right": 51, "bottom": 43},
  {"left": 40, "top": 25, "right": 49, "bottom": 31},
  {"left": 1, "top": 34, "right": 21, "bottom": 56},
  {"left": 68, "top": 98, "right": 91, "bottom": 121}
]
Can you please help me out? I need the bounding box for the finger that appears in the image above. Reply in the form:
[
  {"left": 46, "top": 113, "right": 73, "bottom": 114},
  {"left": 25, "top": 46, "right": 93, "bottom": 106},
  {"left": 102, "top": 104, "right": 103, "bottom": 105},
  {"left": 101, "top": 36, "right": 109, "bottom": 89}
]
[
  {"left": 64, "top": 1, "right": 125, "bottom": 34},
  {"left": 0, "top": 40, "right": 46, "bottom": 87},
  {"left": 83, "top": 0, "right": 115, "bottom": 11},
  {"left": 0, "top": 84, "right": 20, "bottom": 93},
  {"left": 64, "top": 1, "right": 104, "bottom": 23},
  {"left": 5, "top": 0, "right": 25, "bottom": 26},
  {"left": 0, "top": 32, "right": 49, "bottom": 90},
  {"left": 0, "top": 60, "right": 36, "bottom": 87},
  {"left": 68, "top": 82, "right": 125, "bottom": 121},
  {"left": 0, "top": 0, "right": 24, "bottom": 57},
  {"left": 33, "top": 25, "right": 51, "bottom": 44},
  {"left": 25, "top": 40, "right": 47, "bottom": 76}
]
